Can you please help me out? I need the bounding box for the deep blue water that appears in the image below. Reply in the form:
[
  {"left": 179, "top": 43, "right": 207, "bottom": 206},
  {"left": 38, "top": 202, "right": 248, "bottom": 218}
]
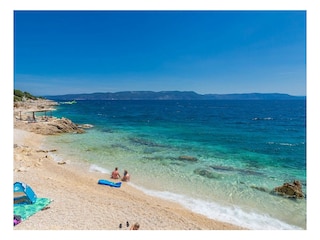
[{"left": 44, "top": 100, "right": 306, "bottom": 229}]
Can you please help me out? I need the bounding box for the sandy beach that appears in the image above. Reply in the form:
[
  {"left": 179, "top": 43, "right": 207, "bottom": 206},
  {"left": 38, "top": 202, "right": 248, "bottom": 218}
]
[{"left": 13, "top": 100, "right": 245, "bottom": 231}]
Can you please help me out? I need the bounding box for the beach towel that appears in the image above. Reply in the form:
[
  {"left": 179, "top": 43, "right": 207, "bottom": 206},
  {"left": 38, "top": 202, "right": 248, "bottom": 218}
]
[
  {"left": 14, "top": 215, "right": 22, "bottom": 226},
  {"left": 13, "top": 197, "right": 52, "bottom": 224}
]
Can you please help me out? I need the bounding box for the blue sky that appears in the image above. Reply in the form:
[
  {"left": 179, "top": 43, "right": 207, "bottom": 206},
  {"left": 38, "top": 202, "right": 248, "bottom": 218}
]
[{"left": 14, "top": 10, "right": 306, "bottom": 96}]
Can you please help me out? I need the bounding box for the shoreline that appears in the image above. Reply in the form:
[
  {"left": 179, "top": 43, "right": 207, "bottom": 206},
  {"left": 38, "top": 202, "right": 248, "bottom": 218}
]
[{"left": 13, "top": 100, "right": 246, "bottom": 230}]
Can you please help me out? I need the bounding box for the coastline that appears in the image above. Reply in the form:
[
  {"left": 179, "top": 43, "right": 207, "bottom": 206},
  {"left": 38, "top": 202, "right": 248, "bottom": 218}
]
[{"left": 13, "top": 100, "right": 245, "bottom": 230}]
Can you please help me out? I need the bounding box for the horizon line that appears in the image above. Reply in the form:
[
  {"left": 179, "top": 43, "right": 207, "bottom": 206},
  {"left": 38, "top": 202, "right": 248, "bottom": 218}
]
[{"left": 42, "top": 90, "right": 306, "bottom": 98}]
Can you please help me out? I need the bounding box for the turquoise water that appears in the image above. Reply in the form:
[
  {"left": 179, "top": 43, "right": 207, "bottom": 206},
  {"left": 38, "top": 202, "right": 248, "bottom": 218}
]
[{"left": 43, "top": 100, "right": 306, "bottom": 229}]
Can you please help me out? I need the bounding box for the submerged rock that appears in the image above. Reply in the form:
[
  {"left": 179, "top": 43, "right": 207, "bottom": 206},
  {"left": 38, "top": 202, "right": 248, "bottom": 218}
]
[
  {"left": 209, "top": 165, "right": 235, "bottom": 172},
  {"left": 209, "top": 165, "right": 264, "bottom": 176},
  {"left": 129, "top": 137, "right": 166, "bottom": 148},
  {"left": 272, "top": 180, "right": 305, "bottom": 199},
  {"left": 178, "top": 155, "right": 198, "bottom": 162},
  {"left": 194, "top": 168, "right": 222, "bottom": 179},
  {"left": 250, "top": 185, "right": 269, "bottom": 193}
]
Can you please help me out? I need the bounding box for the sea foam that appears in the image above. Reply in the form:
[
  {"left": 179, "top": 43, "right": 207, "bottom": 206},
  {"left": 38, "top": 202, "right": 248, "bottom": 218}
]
[
  {"left": 89, "top": 164, "right": 110, "bottom": 174},
  {"left": 129, "top": 183, "right": 302, "bottom": 230}
]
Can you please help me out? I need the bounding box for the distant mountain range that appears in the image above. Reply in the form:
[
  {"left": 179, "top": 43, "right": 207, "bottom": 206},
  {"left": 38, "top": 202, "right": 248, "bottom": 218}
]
[{"left": 45, "top": 91, "right": 306, "bottom": 101}]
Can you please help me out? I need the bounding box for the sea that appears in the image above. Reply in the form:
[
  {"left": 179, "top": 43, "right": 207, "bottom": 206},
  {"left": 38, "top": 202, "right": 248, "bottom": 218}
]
[{"left": 41, "top": 99, "right": 306, "bottom": 230}]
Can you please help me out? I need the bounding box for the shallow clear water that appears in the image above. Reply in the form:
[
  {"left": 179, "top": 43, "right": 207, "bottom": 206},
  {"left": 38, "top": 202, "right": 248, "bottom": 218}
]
[{"left": 43, "top": 100, "right": 306, "bottom": 229}]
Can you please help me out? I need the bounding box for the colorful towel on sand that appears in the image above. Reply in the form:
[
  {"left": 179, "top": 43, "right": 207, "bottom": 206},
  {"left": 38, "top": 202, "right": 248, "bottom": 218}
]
[{"left": 14, "top": 198, "right": 52, "bottom": 223}]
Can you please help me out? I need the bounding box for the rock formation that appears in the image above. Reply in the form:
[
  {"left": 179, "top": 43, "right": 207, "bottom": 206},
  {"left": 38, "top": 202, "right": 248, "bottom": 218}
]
[
  {"left": 14, "top": 99, "right": 85, "bottom": 135},
  {"left": 273, "top": 180, "right": 305, "bottom": 199},
  {"left": 193, "top": 168, "right": 222, "bottom": 179}
]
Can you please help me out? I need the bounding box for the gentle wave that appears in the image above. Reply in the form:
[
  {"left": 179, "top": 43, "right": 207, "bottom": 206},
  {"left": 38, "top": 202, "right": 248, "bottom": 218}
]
[
  {"left": 252, "top": 117, "right": 273, "bottom": 121},
  {"left": 48, "top": 152, "right": 64, "bottom": 162},
  {"left": 267, "top": 142, "right": 304, "bottom": 147},
  {"left": 129, "top": 183, "right": 302, "bottom": 230},
  {"left": 89, "top": 164, "right": 110, "bottom": 174}
]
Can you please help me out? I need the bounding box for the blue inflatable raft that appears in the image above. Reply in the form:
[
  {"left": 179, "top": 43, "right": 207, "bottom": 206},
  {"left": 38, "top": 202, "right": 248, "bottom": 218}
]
[{"left": 98, "top": 179, "right": 122, "bottom": 188}]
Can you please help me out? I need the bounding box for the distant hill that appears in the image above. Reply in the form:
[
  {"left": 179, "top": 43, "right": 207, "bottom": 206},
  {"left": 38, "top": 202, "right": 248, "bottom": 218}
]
[
  {"left": 45, "top": 91, "right": 306, "bottom": 101},
  {"left": 14, "top": 89, "right": 40, "bottom": 102}
]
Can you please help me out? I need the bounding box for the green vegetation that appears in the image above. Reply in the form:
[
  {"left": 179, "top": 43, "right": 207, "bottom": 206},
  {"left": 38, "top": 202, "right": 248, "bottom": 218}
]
[{"left": 14, "top": 89, "right": 40, "bottom": 102}]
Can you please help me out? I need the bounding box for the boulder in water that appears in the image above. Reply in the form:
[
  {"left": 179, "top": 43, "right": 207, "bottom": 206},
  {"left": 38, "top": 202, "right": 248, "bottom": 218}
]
[{"left": 273, "top": 180, "right": 305, "bottom": 199}]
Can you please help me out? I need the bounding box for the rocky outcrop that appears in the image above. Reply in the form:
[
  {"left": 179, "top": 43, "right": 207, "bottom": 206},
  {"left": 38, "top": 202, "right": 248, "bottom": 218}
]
[
  {"left": 14, "top": 99, "right": 85, "bottom": 135},
  {"left": 45, "top": 118, "right": 85, "bottom": 134},
  {"left": 14, "top": 117, "right": 85, "bottom": 135},
  {"left": 272, "top": 180, "right": 305, "bottom": 199}
]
